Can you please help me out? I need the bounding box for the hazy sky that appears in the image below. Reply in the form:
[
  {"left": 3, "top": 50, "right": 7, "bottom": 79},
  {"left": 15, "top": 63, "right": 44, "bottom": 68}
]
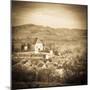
[{"left": 12, "top": 1, "right": 87, "bottom": 29}]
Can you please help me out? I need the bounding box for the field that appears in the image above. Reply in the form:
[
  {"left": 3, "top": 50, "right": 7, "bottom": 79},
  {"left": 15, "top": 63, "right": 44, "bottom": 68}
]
[{"left": 12, "top": 24, "right": 87, "bottom": 89}]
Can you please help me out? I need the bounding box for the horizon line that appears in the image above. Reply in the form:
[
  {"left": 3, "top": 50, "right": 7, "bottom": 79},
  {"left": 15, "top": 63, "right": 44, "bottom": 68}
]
[{"left": 12, "top": 23, "right": 87, "bottom": 30}]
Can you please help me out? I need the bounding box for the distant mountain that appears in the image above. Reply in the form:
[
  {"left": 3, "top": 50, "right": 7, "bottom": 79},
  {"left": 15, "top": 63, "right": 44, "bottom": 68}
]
[{"left": 12, "top": 24, "right": 87, "bottom": 41}]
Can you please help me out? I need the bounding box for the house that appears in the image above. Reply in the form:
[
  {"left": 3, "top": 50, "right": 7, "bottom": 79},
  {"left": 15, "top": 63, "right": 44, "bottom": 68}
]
[
  {"left": 33, "top": 38, "right": 44, "bottom": 53},
  {"left": 45, "top": 50, "right": 54, "bottom": 59},
  {"left": 21, "top": 43, "right": 30, "bottom": 51}
]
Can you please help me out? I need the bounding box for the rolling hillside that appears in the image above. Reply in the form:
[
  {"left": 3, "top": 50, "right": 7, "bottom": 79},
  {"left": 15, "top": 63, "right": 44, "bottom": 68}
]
[{"left": 12, "top": 24, "right": 87, "bottom": 41}]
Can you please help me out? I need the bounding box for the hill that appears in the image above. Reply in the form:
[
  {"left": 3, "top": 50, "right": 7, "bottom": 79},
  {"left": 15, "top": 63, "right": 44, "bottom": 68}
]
[{"left": 12, "top": 24, "right": 87, "bottom": 41}]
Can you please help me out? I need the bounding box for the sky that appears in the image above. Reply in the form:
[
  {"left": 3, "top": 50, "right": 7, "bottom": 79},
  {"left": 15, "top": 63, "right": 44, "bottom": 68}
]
[{"left": 12, "top": 1, "right": 87, "bottom": 29}]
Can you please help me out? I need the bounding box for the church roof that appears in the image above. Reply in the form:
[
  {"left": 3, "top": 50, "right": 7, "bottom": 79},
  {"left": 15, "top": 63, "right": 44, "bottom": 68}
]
[{"left": 33, "top": 38, "right": 43, "bottom": 45}]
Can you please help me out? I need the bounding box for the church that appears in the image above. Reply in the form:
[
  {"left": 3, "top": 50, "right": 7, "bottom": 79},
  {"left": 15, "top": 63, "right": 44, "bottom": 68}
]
[{"left": 33, "top": 38, "right": 44, "bottom": 53}]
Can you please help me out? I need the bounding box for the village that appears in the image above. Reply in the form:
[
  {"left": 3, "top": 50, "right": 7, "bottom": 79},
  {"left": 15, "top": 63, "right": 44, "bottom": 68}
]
[
  {"left": 12, "top": 37, "right": 59, "bottom": 60},
  {"left": 12, "top": 37, "right": 67, "bottom": 88},
  {"left": 12, "top": 37, "right": 87, "bottom": 88}
]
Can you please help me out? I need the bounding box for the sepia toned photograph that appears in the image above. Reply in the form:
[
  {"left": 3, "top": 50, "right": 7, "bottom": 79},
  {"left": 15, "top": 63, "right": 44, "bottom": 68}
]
[{"left": 12, "top": 1, "right": 87, "bottom": 89}]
